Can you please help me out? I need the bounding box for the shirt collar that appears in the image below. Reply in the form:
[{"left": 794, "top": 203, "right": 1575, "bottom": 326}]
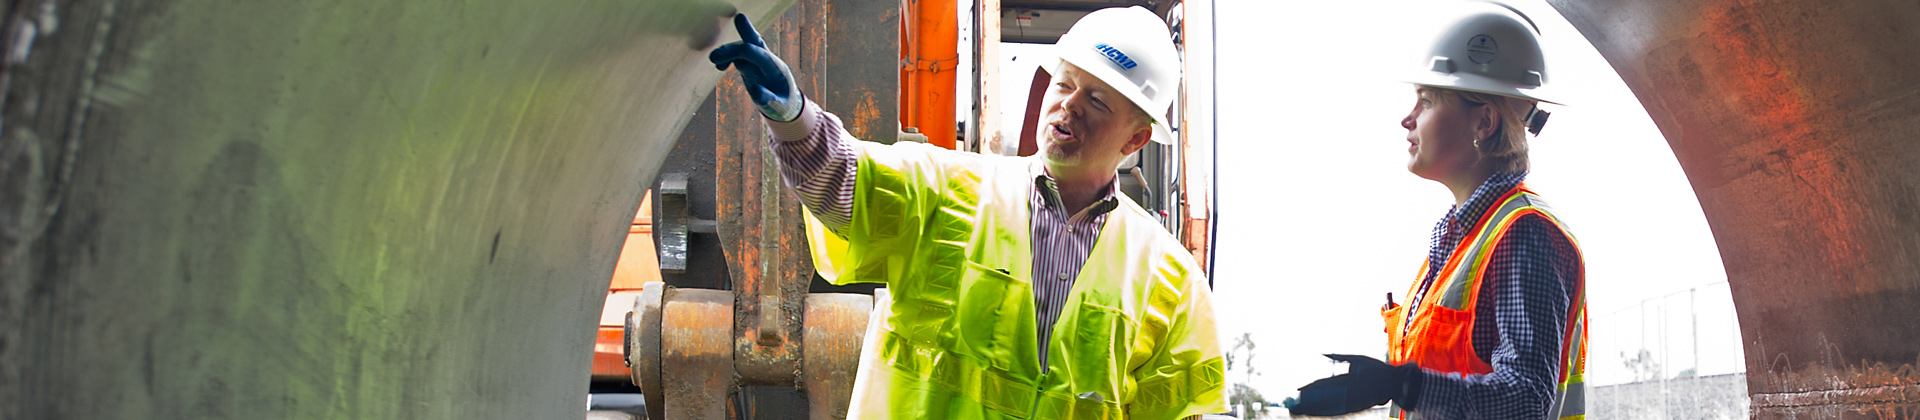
[
  {"left": 1446, "top": 171, "right": 1528, "bottom": 230},
  {"left": 1031, "top": 162, "right": 1122, "bottom": 218}
]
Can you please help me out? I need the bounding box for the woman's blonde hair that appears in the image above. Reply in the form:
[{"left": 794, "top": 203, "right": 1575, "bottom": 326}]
[{"left": 1429, "top": 88, "right": 1532, "bottom": 173}]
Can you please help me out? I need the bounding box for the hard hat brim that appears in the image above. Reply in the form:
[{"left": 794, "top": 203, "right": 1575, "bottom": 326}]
[
  {"left": 1150, "top": 122, "right": 1174, "bottom": 145},
  {"left": 1406, "top": 70, "right": 1561, "bottom": 106}
]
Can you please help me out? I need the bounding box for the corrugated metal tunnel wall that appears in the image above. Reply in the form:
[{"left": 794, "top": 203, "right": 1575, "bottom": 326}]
[
  {"left": 0, "top": 0, "right": 787, "bottom": 418},
  {"left": 1547, "top": 0, "right": 1920, "bottom": 418}
]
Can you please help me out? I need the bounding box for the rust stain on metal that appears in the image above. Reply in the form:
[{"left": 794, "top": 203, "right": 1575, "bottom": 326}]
[
  {"left": 1546, "top": 0, "right": 1920, "bottom": 417},
  {"left": 1691, "top": 2, "right": 1872, "bottom": 285},
  {"left": 713, "top": 0, "right": 893, "bottom": 387},
  {"left": 1755, "top": 384, "right": 1920, "bottom": 408},
  {"left": 662, "top": 294, "right": 733, "bottom": 357},
  {"left": 850, "top": 91, "right": 882, "bottom": 142},
  {"left": 661, "top": 289, "right": 737, "bottom": 420},
  {"left": 1752, "top": 361, "right": 1920, "bottom": 413},
  {"left": 630, "top": 283, "right": 668, "bottom": 420},
  {"left": 803, "top": 294, "right": 872, "bottom": 420}
]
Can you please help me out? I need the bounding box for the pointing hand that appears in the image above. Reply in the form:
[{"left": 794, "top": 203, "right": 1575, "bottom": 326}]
[{"left": 707, "top": 14, "right": 803, "bottom": 122}]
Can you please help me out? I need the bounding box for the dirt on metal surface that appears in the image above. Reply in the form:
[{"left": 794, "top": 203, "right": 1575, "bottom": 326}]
[
  {"left": 714, "top": 64, "right": 808, "bottom": 386},
  {"left": 1750, "top": 364, "right": 1920, "bottom": 419},
  {"left": 661, "top": 288, "right": 737, "bottom": 420},
  {"left": 705, "top": 0, "right": 898, "bottom": 387},
  {"left": 0, "top": 0, "right": 787, "bottom": 418},
  {"left": 1546, "top": 0, "right": 1920, "bottom": 417},
  {"left": 802, "top": 293, "right": 872, "bottom": 420},
  {"left": 631, "top": 283, "right": 669, "bottom": 420}
]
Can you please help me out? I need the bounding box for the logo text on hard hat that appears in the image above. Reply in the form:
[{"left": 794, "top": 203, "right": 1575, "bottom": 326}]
[
  {"left": 1467, "top": 34, "right": 1498, "bottom": 64},
  {"left": 1093, "top": 43, "right": 1137, "bottom": 70}
]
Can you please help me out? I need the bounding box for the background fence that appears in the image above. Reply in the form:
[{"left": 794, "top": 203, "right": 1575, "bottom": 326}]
[{"left": 1587, "top": 281, "right": 1749, "bottom": 419}]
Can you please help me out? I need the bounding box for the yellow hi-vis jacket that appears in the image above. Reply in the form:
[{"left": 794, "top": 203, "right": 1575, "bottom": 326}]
[{"left": 804, "top": 142, "right": 1226, "bottom": 420}]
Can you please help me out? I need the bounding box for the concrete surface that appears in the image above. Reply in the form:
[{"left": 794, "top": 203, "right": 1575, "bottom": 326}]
[{"left": 0, "top": 0, "right": 788, "bottom": 418}]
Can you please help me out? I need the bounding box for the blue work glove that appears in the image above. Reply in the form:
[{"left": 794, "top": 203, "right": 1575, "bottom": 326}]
[
  {"left": 707, "top": 14, "right": 803, "bottom": 122},
  {"left": 1287, "top": 354, "right": 1422, "bottom": 417}
]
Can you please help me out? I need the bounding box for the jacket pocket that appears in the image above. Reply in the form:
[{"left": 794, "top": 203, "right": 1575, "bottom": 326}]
[
  {"left": 1381, "top": 304, "right": 1407, "bottom": 361},
  {"left": 953, "top": 261, "right": 1028, "bottom": 368},
  {"left": 1064, "top": 302, "right": 1130, "bottom": 395},
  {"left": 1404, "top": 304, "right": 1490, "bottom": 374}
]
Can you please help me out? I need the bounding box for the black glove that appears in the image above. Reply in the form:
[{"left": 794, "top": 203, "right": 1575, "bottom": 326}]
[
  {"left": 707, "top": 14, "right": 803, "bottom": 121},
  {"left": 1287, "top": 354, "right": 1422, "bottom": 417}
]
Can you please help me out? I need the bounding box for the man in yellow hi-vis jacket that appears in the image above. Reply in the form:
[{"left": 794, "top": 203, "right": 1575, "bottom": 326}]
[{"left": 705, "top": 6, "right": 1225, "bottom": 420}]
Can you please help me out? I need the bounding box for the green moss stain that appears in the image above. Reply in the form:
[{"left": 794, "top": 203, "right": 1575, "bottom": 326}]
[{"left": 64, "top": 0, "right": 768, "bottom": 418}]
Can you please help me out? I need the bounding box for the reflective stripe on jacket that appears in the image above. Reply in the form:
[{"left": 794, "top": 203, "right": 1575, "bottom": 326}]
[
  {"left": 805, "top": 142, "right": 1225, "bottom": 420},
  {"left": 1382, "top": 184, "right": 1587, "bottom": 420}
]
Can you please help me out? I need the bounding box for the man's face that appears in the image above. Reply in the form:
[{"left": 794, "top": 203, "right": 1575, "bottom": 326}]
[
  {"left": 1401, "top": 87, "right": 1484, "bottom": 181},
  {"left": 1037, "top": 61, "right": 1151, "bottom": 170}
]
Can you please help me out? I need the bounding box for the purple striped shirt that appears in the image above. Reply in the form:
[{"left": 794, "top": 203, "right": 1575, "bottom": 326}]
[{"left": 765, "top": 100, "right": 1119, "bottom": 369}]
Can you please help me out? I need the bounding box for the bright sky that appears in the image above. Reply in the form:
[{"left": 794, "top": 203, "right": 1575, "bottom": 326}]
[
  {"left": 988, "top": 0, "right": 1747, "bottom": 401},
  {"left": 1205, "top": 0, "right": 1742, "bottom": 398}
]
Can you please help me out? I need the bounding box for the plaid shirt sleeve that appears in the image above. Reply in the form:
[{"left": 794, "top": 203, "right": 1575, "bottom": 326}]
[
  {"left": 1411, "top": 213, "right": 1579, "bottom": 420},
  {"left": 764, "top": 99, "right": 859, "bottom": 235}
]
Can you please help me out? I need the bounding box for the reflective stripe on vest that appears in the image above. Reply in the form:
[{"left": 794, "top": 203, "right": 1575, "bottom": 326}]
[
  {"left": 1551, "top": 293, "right": 1588, "bottom": 419},
  {"left": 817, "top": 143, "right": 1225, "bottom": 420},
  {"left": 1387, "top": 184, "right": 1586, "bottom": 420}
]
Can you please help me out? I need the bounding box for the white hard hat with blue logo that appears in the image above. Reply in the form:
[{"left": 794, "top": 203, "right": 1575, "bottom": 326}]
[{"left": 1054, "top": 6, "right": 1182, "bottom": 145}]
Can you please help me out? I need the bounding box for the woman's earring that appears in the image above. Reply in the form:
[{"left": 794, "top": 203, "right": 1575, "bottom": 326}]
[{"left": 1474, "top": 138, "right": 1481, "bottom": 148}]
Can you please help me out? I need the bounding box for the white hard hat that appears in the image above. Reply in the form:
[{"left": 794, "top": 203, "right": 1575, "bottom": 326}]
[
  {"left": 1054, "top": 6, "right": 1181, "bottom": 144},
  {"left": 1406, "top": 2, "right": 1558, "bottom": 105}
]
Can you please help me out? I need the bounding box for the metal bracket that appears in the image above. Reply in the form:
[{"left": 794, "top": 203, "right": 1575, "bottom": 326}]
[
  {"left": 655, "top": 172, "right": 717, "bottom": 273},
  {"left": 802, "top": 293, "right": 873, "bottom": 420},
  {"left": 659, "top": 288, "right": 736, "bottom": 420},
  {"left": 626, "top": 282, "right": 667, "bottom": 420}
]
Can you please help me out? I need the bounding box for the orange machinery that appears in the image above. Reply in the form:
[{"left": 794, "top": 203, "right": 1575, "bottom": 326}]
[{"left": 591, "top": 194, "right": 657, "bottom": 389}]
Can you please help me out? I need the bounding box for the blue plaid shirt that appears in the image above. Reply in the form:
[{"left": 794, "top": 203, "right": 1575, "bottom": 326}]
[{"left": 1405, "top": 172, "right": 1582, "bottom": 420}]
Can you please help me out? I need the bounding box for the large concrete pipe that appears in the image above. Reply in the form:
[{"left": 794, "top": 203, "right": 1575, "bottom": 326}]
[
  {"left": 0, "top": 0, "right": 787, "bottom": 418},
  {"left": 1547, "top": 1, "right": 1920, "bottom": 418}
]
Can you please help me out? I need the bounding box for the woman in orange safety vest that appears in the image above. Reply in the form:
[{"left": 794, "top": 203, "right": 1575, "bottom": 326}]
[{"left": 1287, "top": 3, "right": 1587, "bottom": 420}]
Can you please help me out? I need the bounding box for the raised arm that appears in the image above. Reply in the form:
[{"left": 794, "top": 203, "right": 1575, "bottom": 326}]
[{"left": 708, "top": 14, "right": 857, "bottom": 233}]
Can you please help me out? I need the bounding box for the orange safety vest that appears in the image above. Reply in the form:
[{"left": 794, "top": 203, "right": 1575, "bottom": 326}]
[{"left": 1381, "top": 184, "right": 1587, "bottom": 420}]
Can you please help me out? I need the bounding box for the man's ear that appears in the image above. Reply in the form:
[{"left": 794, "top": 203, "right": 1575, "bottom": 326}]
[{"left": 1120, "top": 124, "right": 1154, "bottom": 155}]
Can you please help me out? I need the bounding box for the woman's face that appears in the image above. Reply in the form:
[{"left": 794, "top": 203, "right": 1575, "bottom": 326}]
[{"left": 1400, "top": 87, "right": 1487, "bottom": 182}]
